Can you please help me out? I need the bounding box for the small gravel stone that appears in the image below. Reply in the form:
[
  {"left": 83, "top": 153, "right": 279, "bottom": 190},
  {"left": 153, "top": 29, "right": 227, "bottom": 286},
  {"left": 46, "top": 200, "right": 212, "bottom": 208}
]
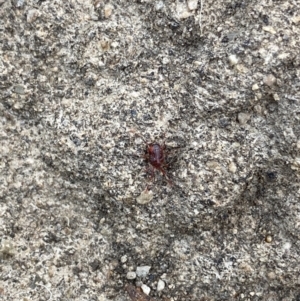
[
  {"left": 263, "top": 74, "right": 277, "bottom": 87},
  {"left": 141, "top": 284, "right": 151, "bottom": 295},
  {"left": 27, "top": 9, "right": 39, "bottom": 23},
  {"left": 13, "top": 0, "right": 25, "bottom": 8},
  {"left": 136, "top": 189, "right": 153, "bottom": 204},
  {"left": 228, "top": 54, "right": 239, "bottom": 66},
  {"left": 157, "top": 279, "right": 165, "bottom": 292},
  {"left": 262, "top": 26, "right": 276, "bottom": 34},
  {"left": 291, "top": 15, "right": 300, "bottom": 24},
  {"left": 228, "top": 162, "right": 237, "bottom": 173},
  {"left": 14, "top": 84, "right": 25, "bottom": 95},
  {"left": 238, "top": 113, "right": 250, "bottom": 125},
  {"left": 155, "top": 1, "right": 164, "bottom": 11},
  {"left": 136, "top": 266, "right": 151, "bottom": 277},
  {"left": 265, "top": 235, "right": 272, "bottom": 243},
  {"left": 104, "top": 4, "right": 113, "bottom": 18},
  {"left": 272, "top": 93, "right": 280, "bottom": 101},
  {"left": 120, "top": 255, "right": 127, "bottom": 263},
  {"left": 268, "top": 271, "right": 276, "bottom": 279},
  {"left": 187, "top": 0, "right": 198, "bottom": 10},
  {"left": 126, "top": 271, "right": 136, "bottom": 280}
]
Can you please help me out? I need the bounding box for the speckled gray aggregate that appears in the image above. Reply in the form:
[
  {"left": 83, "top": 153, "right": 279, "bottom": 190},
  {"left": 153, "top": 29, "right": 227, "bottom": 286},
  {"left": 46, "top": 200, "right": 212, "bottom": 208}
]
[{"left": 1, "top": 0, "right": 300, "bottom": 300}]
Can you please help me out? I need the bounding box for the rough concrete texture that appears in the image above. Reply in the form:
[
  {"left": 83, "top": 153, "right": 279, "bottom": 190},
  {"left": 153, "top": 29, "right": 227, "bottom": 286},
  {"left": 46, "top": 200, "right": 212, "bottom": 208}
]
[{"left": 1, "top": 0, "right": 300, "bottom": 300}]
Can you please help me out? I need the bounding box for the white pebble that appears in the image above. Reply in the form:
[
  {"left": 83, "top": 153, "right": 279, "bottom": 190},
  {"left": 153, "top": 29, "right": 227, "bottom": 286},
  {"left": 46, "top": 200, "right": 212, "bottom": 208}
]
[
  {"left": 187, "top": 0, "right": 198, "bottom": 10},
  {"left": 272, "top": 93, "right": 280, "bottom": 101},
  {"left": 228, "top": 54, "right": 239, "bottom": 66},
  {"left": 136, "top": 266, "right": 151, "bottom": 277},
  {"left": 155, "top": 1, "right": 164, "bottom": 11},
  {"left": 126, "top": 271, "right": 136, "bottom": 280},
  {"left": 162, "top": 57, "right": 170, "bottom": 65},
  {"left": 104, "top": 4, "right": 113, "bottom": 18},
  {"left": 27, "top": 9, "right": 39, "bottom": 23},
  {"left": 141, "top": 284, "right": 151, "bottom": 295},
  {"left": 263, "top": 74, "right": 276, "bottom": 87},
  {"left": 265, "top": 235, "right": 272, "bottom": 243},
  {"left": 157, "top": 279, "right": 165, "bottom": 291},
  {"left": 121, "top": 255, "right": 127, "bottom": 263},
  {"left": 136, "top": 189, "right": 153, "bottom": 204},
  {"left": 263, "top": 26, "right": 276, "bottom": 34},
  {"left": 228, "top": 162, "right": 237, "bottom": 173},
  {"left": 238, "top": 112, "right": 250, "bottom": 125}
]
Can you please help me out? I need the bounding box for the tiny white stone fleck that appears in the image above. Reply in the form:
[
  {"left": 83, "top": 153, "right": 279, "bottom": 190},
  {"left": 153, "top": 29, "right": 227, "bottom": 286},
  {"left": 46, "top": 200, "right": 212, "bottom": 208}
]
[
  {"left": 262, "top": 26, "right": 276, "bottom": 34},
  {"left": 228, "top": 54, "right": 239, "bottom": 66},
  {"left": 252, "top": 83, "right": 259, "bottom": 91},
  {"left": 228, "top": 162, "right": 237, "bottom": 173},
  {"left": 265, "top": 235, "right": 272, "bottom": 243},
  {"left": 263, "top": 74, "right": 276, "bottom": 87},
  {"left": 238, "top": 113, "right": 250, "bottom": 125},
  {"left": 155, "top": 1, "right": 164, "bottom": 11},
  {"left": 104, "top": 4, "right": 113, "bottom": 18},
  {"left": 157, "top": 279, "right": 165, "bottom": 291},
  {"left": 141, "top": 284, "right": 151, "bottom": 295},
  {"left": 282, "top": 242, "right": 291, "bottom": 250},
  {"left": 136, "top": 266, "right": 151, "bottom": 277},
  {"left": 136, "top": 189, "right": 153, "bottom": 204},
  {"left": 273, "top": 93, "right": 280, "bottom": 101},
  {"left": 162, "top": 57, "right": 170, "bottom": 65},
  {"left": 187, "top": 0, "right": 198, "bottom": 10},
  {"left": 27, "top": 9, "right": 39, "bottom": 23},
  {"left": 291, "top": 15, "right": 300, "bottom": 24},
  {"left": 126, "top": 271, "right": 136, "bottom": 280},
  {"left": 268, "top": 271, "right": 276, "bottom": 279},
  {"left": 121, "top": 255, "right": 127, "bottom": 263}
]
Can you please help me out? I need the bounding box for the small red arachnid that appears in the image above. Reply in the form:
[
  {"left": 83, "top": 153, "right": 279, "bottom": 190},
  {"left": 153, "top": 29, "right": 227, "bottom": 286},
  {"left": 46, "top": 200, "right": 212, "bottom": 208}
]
[{"left": 143, "top": 138, "right": 172, "bottom": 185}]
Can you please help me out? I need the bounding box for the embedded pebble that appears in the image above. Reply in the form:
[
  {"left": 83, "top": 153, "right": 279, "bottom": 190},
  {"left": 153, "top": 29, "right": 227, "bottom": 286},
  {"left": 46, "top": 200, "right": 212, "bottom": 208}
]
[
  {"left": 268, "top": 271, "right": 276, "bottom": 279},
  {"left": 291, "top": 15, "right": 300, "bottom": 24},
  {"left": 272, "top": 93, "right": 280, "bottom": 101},
  {"left": 104, "top": 4, "right": 113, "bottom": 18},
  {"left": 157, "top": 279, "right": 165, "bottom": 292},
  {"left": 263, "top": 74, "right": 277, "bottom": 87},
  {"left": 136, "top": 189, "right": 153, "bottom": 204},
  {"left": 141, "top": 284, "right": 151, "bottom": 295},
  {"left": 136, "top": 266, "right": 151, "bottom": 277},
  {"left": 238, "top": 113, "right": 250, "bottom": 125},
  {"left": 262, "top": 26, "right": 276, "bottom": 34},
  {"left": 265, "top": 235, "right": 272, "bottom": 243},
  {"left": 14, "top": 84, "right": 25, "bottom": 95},
  {"left": 121, "top": 255, "right": 127, "bottom": 263},
  {"left": 228, "top": 162, "right": 237, "bottom": 173},
  {"left": 126, "top": 271, "right": 137, "bottom": 280},
  {"left": 14, "top": 0, "right": 25, "bottom": 8},
  {"left": 228, "top": 54, "right": 239, "bottom": 66},
  {"left": 27, "top": 9, "right": 39, "bottom": 23},
  {"left": 252, "top": 83, "right": 259, "bottom": 91},
  {"left": 187, "top": 0, "right": 198, "bottom": 10},
  {"left": 155, "top": 1, "right": 164, "bottom": 11}
]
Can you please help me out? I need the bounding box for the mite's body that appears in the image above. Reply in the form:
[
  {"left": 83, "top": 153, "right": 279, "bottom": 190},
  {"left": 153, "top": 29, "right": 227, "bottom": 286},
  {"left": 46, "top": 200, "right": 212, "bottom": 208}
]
[
  {"left": 145, "top": 141, "right": 170, "bottom": 182},
  {"left": 148, "top": 143, "right": 166, "bottom": 173}
]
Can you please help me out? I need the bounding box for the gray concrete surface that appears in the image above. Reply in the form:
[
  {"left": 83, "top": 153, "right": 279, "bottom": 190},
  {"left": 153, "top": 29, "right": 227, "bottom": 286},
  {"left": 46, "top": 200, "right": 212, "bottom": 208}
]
[{"left": 1, "top": 0, "right": 300, "bottom": 300}]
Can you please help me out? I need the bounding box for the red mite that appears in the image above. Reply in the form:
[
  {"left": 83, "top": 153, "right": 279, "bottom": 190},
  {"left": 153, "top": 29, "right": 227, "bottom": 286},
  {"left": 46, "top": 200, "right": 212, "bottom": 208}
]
[{"left": 144, "top": 140, "right": 171, "bottom": 184}]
